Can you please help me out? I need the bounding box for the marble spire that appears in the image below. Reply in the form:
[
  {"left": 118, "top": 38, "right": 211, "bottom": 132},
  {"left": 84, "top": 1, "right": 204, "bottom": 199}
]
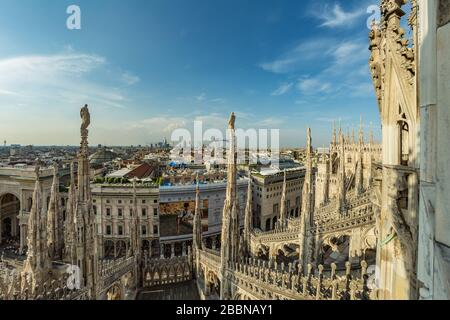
[
  {"left": 220, "top": 112, "right": 240, "bottom": 299},
  {"left": 242, "top": 174, "right": 253, "bottom": 256},
  {"left": 337, "top": 128, "right": 347, "bottom": 212},
  {"left": 299, "top": 128, "right": 315, "bottom": 265},
  {"left": 355, "top": 117, "right": 364, "bottom": 195},
  {"left": 193, "top": 176, "right": 203, "bottom": 251},
  {"left": 46, "top": 162, "right": 59, "bottom": 261},
  {"left": 22, "top": 161, "right": 49, "bottom": 290},
  {"left": 279, "top": 170, "right": 288, "bottom": 227},
  {"left": 64, "top": 161, "right": 77, "bottom": 264}
]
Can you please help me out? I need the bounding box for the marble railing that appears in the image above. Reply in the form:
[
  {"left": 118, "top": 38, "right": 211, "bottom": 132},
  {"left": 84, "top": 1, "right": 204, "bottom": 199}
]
[
  {"left": 251, "top": 227, "right": 300, "bottom": 244},
  {"left": 250, "top": 188, "right": 375, "bottom": 244},
  {"left": 142, "top": 254, "right": 192, "bottom": 287},
  {"left": 314, "top": 188, "right": 372, "bottom": 224},
  {"left": 99, "top": 256, "right": 135, "bottom": 289},
  {"left": 198, "top": 249, "right": 221, "bottom": 271},
  {"left": 100, "top": 256, "right": 135, "bottom": 277},
  {"left": 0, "top": 268, "right": 89, "bottom": 300},
  {"left": 228, "top": 258, "right": 372, "bottom": 300}
]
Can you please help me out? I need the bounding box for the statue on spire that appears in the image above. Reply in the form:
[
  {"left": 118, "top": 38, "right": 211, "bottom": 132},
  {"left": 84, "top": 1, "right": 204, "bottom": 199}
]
[
  {"left": 80, "top": 104, "right": 90, "bottom": 156},
  {"left": 80, "top": 104, "right": 90, "bottom": 132},
  {"left": 228, "top": 112, "right": 236, "bottom": 130}
]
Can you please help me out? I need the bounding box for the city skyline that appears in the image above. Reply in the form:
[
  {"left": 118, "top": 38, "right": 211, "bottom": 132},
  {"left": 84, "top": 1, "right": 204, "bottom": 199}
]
[
  {"left": 0, "top": 0, "right": 381, "bottom": 147},
  {"left": 1, "top": 0, "right": 449, "bottom": 303}
]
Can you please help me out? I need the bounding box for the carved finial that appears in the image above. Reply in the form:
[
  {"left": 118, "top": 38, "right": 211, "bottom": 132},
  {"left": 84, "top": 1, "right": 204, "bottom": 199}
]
[
  {"left": 318, "top": 265, "right": 324, "bottom": 274},
  {"left": 331, "top": 263, "right": 337, "bottom": 278},
  {"left": 361, "top": 260, "right": 368, "bottom": 274},
  {"left": 345, "top": 261, "right": 352, "bottom": 275}
]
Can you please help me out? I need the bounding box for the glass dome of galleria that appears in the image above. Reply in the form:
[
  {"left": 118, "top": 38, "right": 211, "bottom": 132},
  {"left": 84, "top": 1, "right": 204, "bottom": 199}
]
[{"left": 89, "top": 147, "right": 118, "bottom": 166}]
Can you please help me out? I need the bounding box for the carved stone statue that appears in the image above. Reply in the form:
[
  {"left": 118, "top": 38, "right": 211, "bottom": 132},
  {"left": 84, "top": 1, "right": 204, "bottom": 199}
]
[
  {"left": 228, "top": 112, "right": 235, "bottom": 130},
  {"left": 80, "top": 104, "right": 90, "bottom": 131}
]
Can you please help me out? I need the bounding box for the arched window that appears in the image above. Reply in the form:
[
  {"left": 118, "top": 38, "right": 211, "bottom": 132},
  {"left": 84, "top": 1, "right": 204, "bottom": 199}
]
[{"left": 398, "top": 119, "right": 409, "bottom": 166}]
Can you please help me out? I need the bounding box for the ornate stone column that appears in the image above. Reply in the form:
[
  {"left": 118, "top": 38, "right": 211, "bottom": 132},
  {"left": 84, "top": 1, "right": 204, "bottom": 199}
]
[{"left": 204, "top": 272, "right": 210, "bottom": 296}]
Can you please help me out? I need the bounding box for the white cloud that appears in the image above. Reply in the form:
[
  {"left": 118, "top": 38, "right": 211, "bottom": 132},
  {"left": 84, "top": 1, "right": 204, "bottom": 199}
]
[
  {"left": 316, "top": 3, "right": 365, "bottom": 28},
  {"left": 194, "top": 93, "right": 226, "bottom": 104},
  {"left": 350, "top": 82, "right": 374, "bottom": 97},
  {"left": 316, "top": 116, "right": 350, "bottom": 123},
  {"left": 298, "top": 78, "right": 332, "bottom": 95},
  {"left": 260, "top": 36, "right": 371, "bottom": 102},
  {"left": 0, "top": 52, "right": 134, "bottom": 111},
  {"left": 260, "top": 37, "right": 368, "bottom": 76},
  {"left": 0, "top": 53, "right": 105, "bottom": 85},
  {"left": 0, "top": 89, "right": 18, "bottom": 96},
  {"left": 326, "top": 41, "right": 368, "bottom": 71},
  {"left": 196, "top": 93, "right": 207, "bottom": 101},
  {"left": 260, "top": 39, "right": 331, "bottom": 74},
  {"left": 210, "top": 98, "right": 226, "bottom": 104},
  {"left": 121, "top": 72, "right": 140, "bottom": 85},
  {"left": 131, "top": 116, "right": 188, "bottom": 134},
  {"left": 271, "top": 82, "right": 293, "bottom": 96},
  {"left": 256, "top": 117, "right": 284, "bottom": 127}
]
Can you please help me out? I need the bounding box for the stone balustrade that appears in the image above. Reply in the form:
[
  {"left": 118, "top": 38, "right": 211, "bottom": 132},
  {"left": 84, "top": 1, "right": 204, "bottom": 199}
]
[
  {"left": 228, "top": 258, "right": 372, "bottom": 300},
  {"left": 198, "top": 249, "right": 221, "bottom": 270},
  {"left": 250, "top": 188, "right": 375, "bottom": 245},
  {"left": 0, "top": 268, "right": 89, "bottom": 300},
  {"left": 142, "top": 254, "right": 192, "bottom": 287},
  {"left": 99, "top": 256, "right": 135, "bottom": 289}
]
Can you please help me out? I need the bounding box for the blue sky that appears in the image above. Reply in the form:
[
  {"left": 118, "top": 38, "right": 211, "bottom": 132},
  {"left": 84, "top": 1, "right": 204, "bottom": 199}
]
[{"left": 0, "top": 0, "right": 381, "bottom": 147}]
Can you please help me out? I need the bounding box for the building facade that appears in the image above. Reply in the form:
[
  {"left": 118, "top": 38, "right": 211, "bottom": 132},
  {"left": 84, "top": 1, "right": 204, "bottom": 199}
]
[{"left": 252, "top": 168, "right": 305, "bottom": 232}]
